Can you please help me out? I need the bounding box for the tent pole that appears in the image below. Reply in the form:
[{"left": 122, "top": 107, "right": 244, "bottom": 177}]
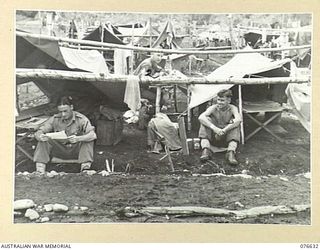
[
  {"left": 100, "top": 23, "right": 104, "bottom": 55},
  {"left": 228, "top": 14, "right": 235, "bottom": 50},
  {"left": 189, "top": 56, "right": 192, "bottom": 75},
  {"left": 187, "top": 86, "right": 192, "bottom": 131},
  {"left": 173, "top": 84, "right": 178, "bottom": 112},
  {"left": 130, "top": 24, "right": 135, "bottom": 74},
  {"left": 238, "top": 85, "right": 244, "bottom": 145},
  {"left": 149, "top": 18, "right": 152, "bottom": 47},
  {"left": 156, "top": 86, "right": 162, "bottom": 113},
  {"left": 16, "top": 69, "right": 309, "bottom": 85}
]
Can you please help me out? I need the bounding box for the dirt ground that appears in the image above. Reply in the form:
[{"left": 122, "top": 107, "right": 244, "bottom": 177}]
[{"left": 14, "top": 111, "right": 311, "bottom": 224}]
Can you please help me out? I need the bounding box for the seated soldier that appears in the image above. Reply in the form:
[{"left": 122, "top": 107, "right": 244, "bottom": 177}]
[
  {"left": 33, "top": 96, "right": 97, "bottom": 174},
  {"left": 198, "top": 89, "right": 242, "bottom": 165},
  {"left": 133, "top": 49, "right": 164, "bottom": 77}
]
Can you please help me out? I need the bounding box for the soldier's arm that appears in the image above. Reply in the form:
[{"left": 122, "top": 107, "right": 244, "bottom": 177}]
[
  {"left": 198, "top": 105, "right": 220, "bottom": 134},
  {"left": 222, "top": 105, "right": 242, "bottom": 133}
]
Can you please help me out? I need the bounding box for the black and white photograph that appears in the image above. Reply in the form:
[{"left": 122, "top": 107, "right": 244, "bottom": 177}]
[{"left": 14, "top": 10, "right": 311, "bottom": 225}]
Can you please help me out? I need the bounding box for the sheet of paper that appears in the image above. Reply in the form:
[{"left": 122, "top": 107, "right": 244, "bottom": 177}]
[{"left": 45, "top": 131, "right": 68, "bottom": 140}]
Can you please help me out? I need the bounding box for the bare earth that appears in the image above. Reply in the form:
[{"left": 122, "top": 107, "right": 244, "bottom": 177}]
[{"left": 14, "top": 112, "right": 310, "bottom": 224}]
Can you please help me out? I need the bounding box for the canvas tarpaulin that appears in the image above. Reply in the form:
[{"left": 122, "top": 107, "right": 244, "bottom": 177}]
[
  {"left": 16, "top": 34, "right": 66, "bottom": 70},
  {"left": 16, "top": 31, "right": 128, "bottom": 111},
  {"left": 189, "top": 47, "right": 291, "bottom": 109},
  {"left": 60, "top": 47, "right": 109, "bottom": 74},
  {"left": 285, "top": 62, "right": 311, "bottom": 133},
  {"left": 285, "top": 83, "right": 310, "bottom": 133},
  {"left": 113, "top": 48, "right": 133, "bottom": 75},
  {"left": 117, "top": 25, "right": 147, "bottom": 37},
  {"left": 17, "top": 32, "right": 109, "bottom": 74}
]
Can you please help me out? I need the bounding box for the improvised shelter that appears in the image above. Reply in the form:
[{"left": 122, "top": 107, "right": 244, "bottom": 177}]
[
  {"left": 16, "top": 31, "right": 130, "bottom": 121},
  {"left": 189, "top": 47, "right": 292, "bottom": 109}
]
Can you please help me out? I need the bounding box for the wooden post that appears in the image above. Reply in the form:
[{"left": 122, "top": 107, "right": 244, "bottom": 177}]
[
  {"left": 178, "top": 116, "right": 189, "bottom": 155},
  {"left": 38, "top": 11, "right": 42, "bottom": 35},
  {"left": 187, "top": 85, "right": 192, "bottom": 131},
  {"left": 100, "top": 23, "right": 104, "bottom": 55},
  {"left": 173, "top": 84, "right": 178, "bottom": 112},
  {"left": 238, "top": 85, "right": 244, "bottom": 144},
  {"left": 228, "top": 14, "right": 235, "bottom": 50},
  {"left": 149, "top": 18, "right": 152, "bottom": 48},
  {"left": 156, "top": 86, "right": 161, "bottom": 113},
  {"left": 16, "top": 84, "right": 20, "bottom": 114},
  {"left": 130, "top": 24, "right": 135, "bottom": 74}
]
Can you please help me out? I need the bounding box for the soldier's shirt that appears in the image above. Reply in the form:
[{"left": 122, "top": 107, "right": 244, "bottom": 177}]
[{"left": 36, "top": 111, "right": 94, "bottom": 137}]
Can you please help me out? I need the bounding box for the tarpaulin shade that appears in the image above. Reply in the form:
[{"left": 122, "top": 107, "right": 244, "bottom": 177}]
[
  {"left": 16, "top": 30, "right": 129, "bottom": 111},
  {"left": 60, "top": 47, "right": 109, "bottom": 74},
  {"left": 16, "top": 35, "right": 67, "bottom": 70},
  {"left": 189, "top": 47, "right": 291, "bottom": 108},
  {"left": 286, "top": 83, "right": 310, "bottom": 133}
]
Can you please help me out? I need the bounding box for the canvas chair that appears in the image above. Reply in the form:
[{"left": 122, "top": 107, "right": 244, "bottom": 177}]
[
  {"left": 149, "top": 115, "right": 189, "bottom": 172},
  {"left": 241, "top": 100, "right": 287, "bottom": 142},
  {"left": 238, "top": 85, "right": 287, "bottom": 143},
  {"left": 150, "top": 127, "right": 175, "bottom": 171}
]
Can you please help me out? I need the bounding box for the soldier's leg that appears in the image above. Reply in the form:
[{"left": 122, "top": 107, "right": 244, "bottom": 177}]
[
  {"left": 33, "top": 139, "right": 67, "bottom": 173},
  {"left": 225, "top": 126, "right": 241, "bottom": 165},
  {"left": 33, "top": 141, "right": 52, "bottom": 164},
  {"left": 199, "top": 120, "right": 214, "bottom": 161},
  {"left": 78, "top": 141, "right": 94, "bottom": 171}
]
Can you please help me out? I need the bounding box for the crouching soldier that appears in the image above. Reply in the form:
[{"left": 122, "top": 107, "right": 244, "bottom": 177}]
[
  {"left": 198, "top": 89, "right": 241, "bottom": 165},
  {"left": 33, "top": 96, "right": 97, "bottom": 174}
]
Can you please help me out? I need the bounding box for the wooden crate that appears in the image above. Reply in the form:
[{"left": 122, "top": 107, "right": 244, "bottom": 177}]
[{"left": 96, "top": 119, "right": 123, "bottom": 146}]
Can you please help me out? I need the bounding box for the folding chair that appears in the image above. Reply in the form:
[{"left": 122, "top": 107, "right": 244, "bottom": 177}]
[
  {"left": 16, "top": 116, "right": 50, "bottom": 162},
  {"left": 242, "top": 100, "right": 287, "bottom": 143},
  {"left": 150, "top": 127, "right": 175, "bottom": 172}
]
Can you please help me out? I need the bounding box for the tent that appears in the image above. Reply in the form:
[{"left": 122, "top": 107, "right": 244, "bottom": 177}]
[
  {"left": 189, "top": 47, "right": 291, "bottom": 109},
  {"left": 115, "top": 22, "right": 160, "bottom": 47},
  {"left": 115, "top": 23, "right": 146, "bottom": 37},
  {"left": 152, "top": 21, "right": 180, "bottom": 49},
  {"left": 151, "top": 21, "right": 190, "bottom": 63},
  {"left": 83, "top": 25, "right": 124, "bottom": 44}
]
